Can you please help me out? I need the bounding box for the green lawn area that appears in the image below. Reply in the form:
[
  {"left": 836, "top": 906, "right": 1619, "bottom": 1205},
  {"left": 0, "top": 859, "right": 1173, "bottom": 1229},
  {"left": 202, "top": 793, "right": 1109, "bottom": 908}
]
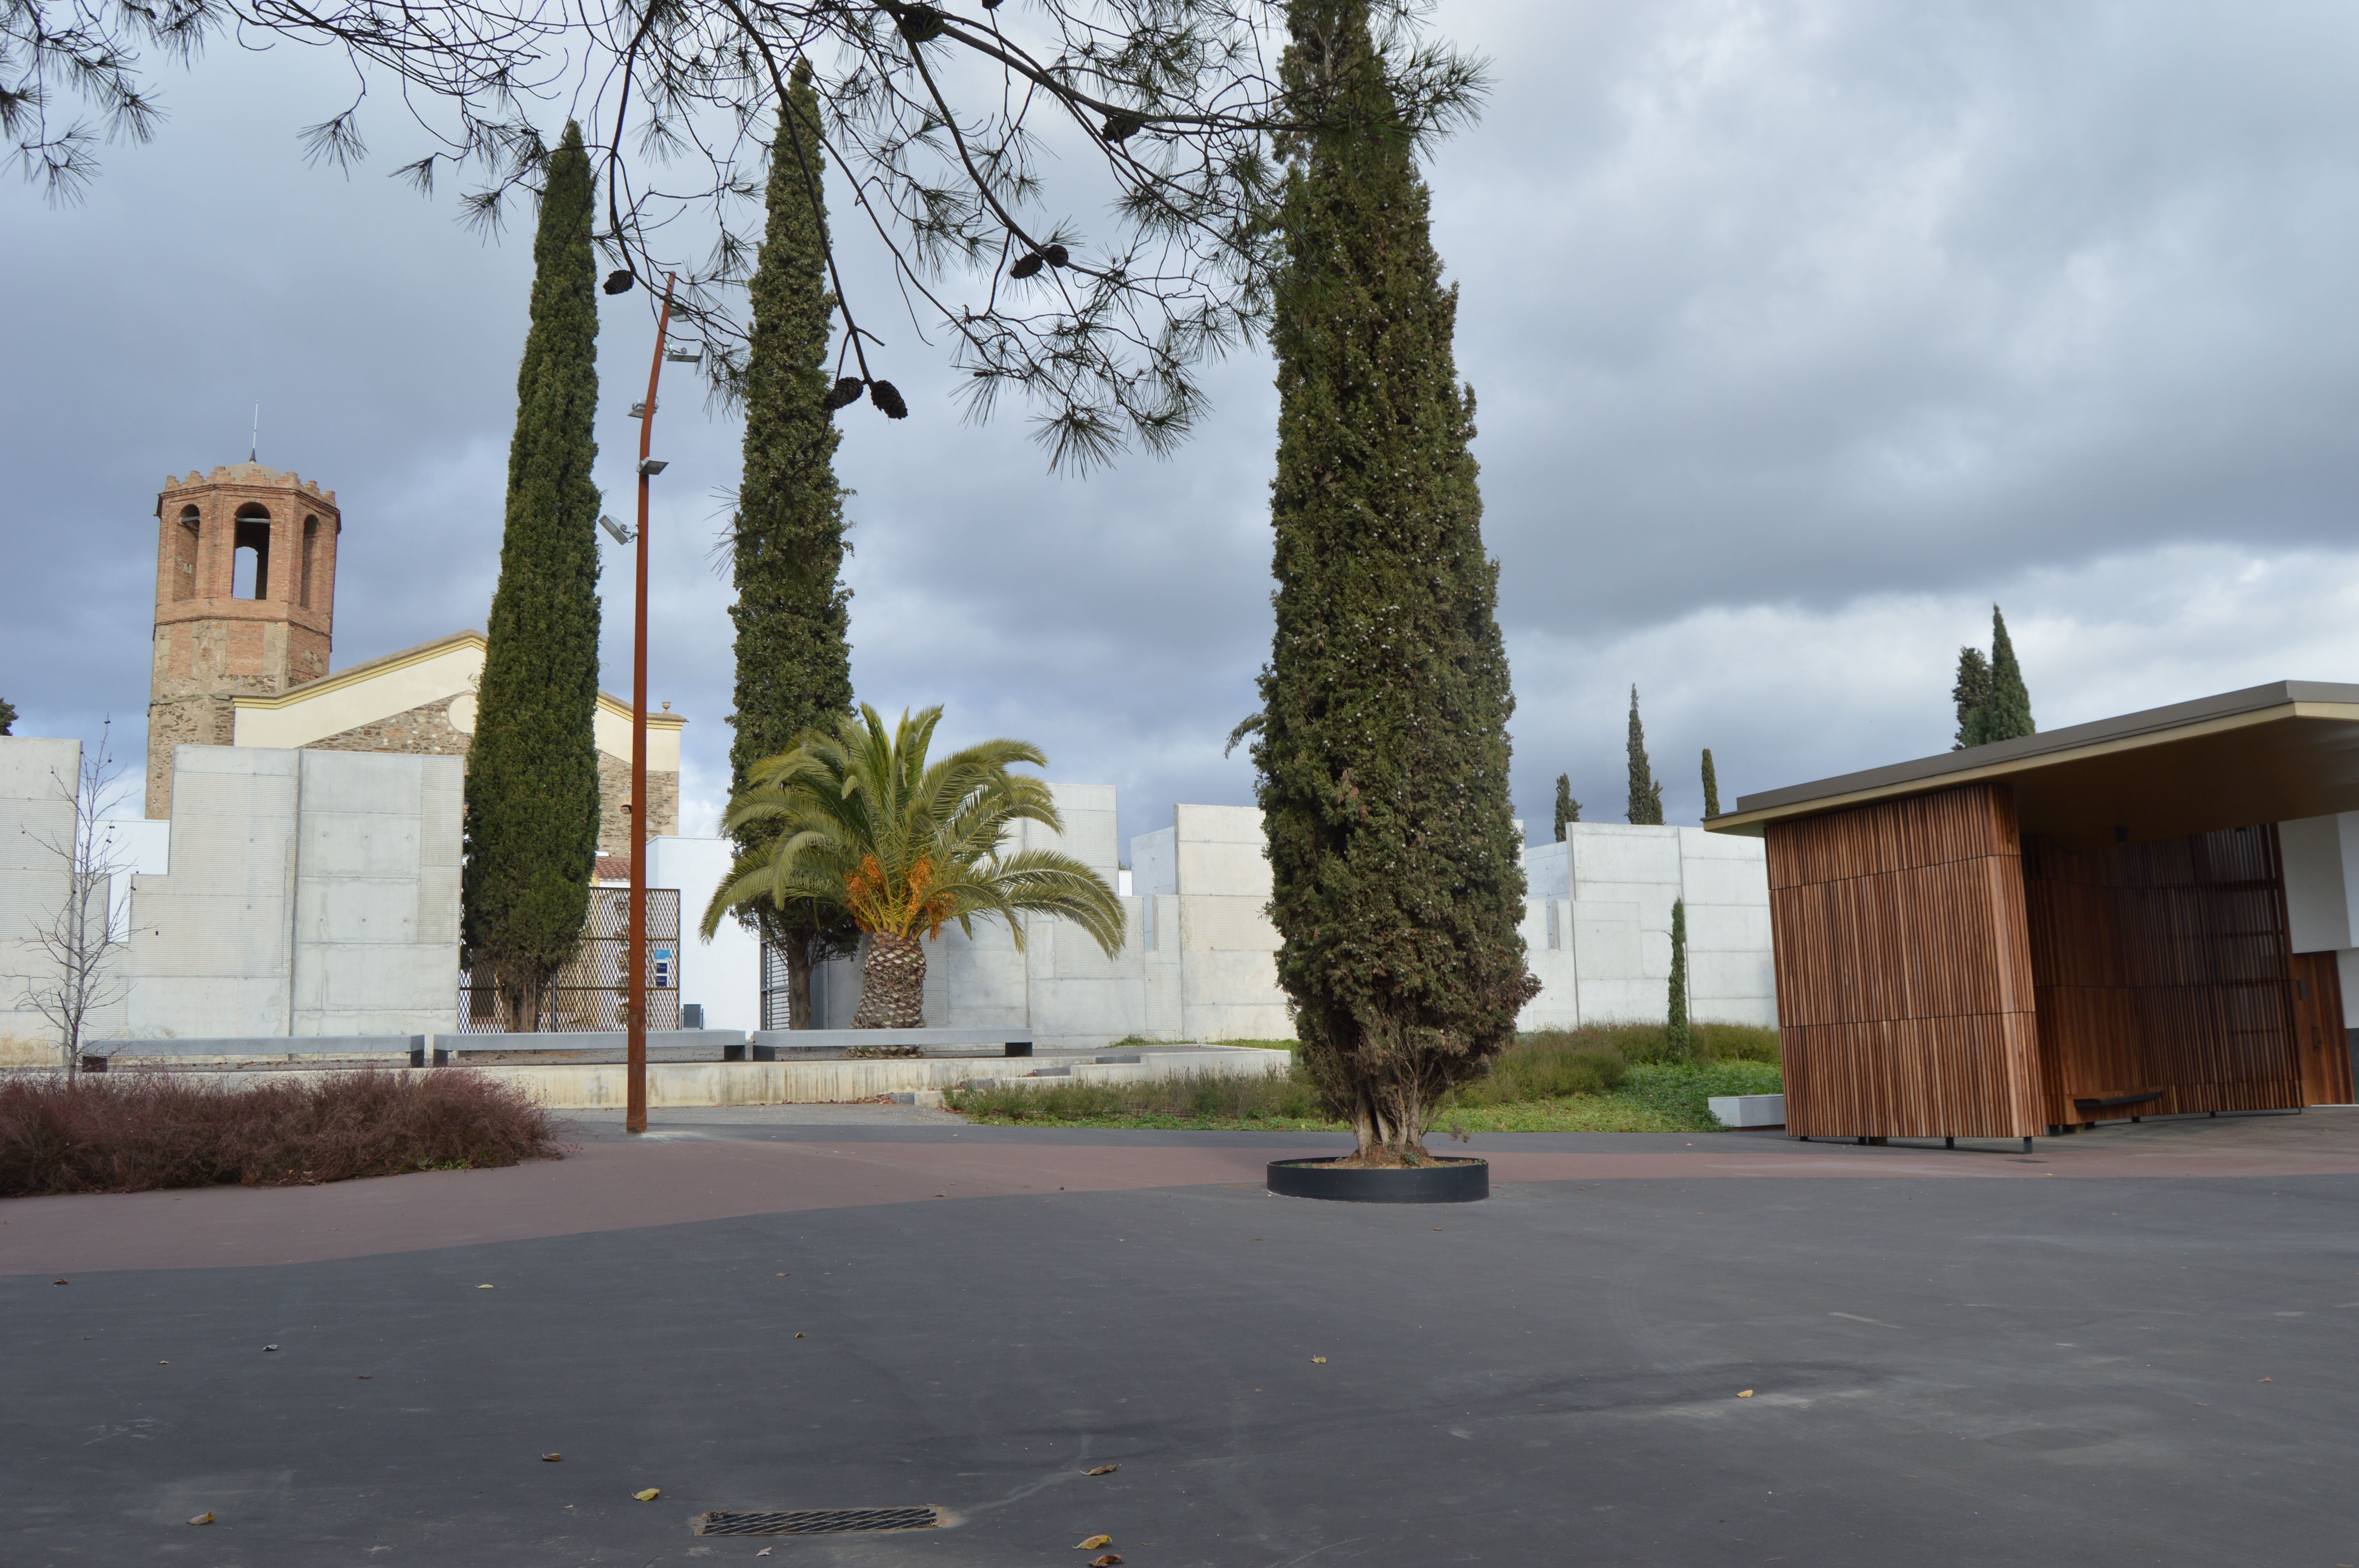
[{"left": 947, "top": 1024, "right": 1782, "bottom": 1134}]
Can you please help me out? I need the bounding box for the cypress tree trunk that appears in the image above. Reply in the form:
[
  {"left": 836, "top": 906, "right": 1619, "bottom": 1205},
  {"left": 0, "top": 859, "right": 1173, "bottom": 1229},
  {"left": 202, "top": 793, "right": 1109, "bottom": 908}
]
[
  {"left": 729, "top": 64, "right": 859, "bottom": 1026},
  {"left": 1664, "top": 897, "right": 1691, "bottom": 1059},
  {"left": 1554, "top": 773, "right": 1579, "bottom": 841},
  {"left": 1252, "top": 0, "right": 1532, "bottom": 1167},
  {"left": 1980, "top": 606, "right": 2036, "bottom": 742},
  {"left": 1700, "top": 749, "right": 1719, "bottom": 819},
  {"left": 1625, "top": 686, "right": 1663, "bottom": 825},
  {"left": 462, "top": 121, "right": 602, "bottom": 1031},
  {"left": 1951, "top": 646, "right": 1992, "bottom": 750}
]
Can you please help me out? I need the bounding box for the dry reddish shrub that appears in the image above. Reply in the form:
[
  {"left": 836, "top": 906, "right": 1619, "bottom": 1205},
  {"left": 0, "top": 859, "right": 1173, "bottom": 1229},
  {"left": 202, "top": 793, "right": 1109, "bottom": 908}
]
[{"left": 0, "top": 1069, "right": 561, "bottom": 1198}]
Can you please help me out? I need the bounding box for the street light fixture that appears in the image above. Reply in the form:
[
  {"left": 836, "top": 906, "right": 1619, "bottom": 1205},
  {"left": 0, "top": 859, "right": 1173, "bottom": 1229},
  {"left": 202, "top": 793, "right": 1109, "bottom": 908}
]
[
  {"left": 624, "top": 271, "right": 679, "bottom": 1138},
  {"left": 598, "top": 513, "right": 636, "bottom": 546}
]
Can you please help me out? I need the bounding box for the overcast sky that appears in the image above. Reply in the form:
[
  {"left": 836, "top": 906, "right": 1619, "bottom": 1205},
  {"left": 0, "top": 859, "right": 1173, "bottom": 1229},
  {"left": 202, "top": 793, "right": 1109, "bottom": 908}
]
[{"left": 9, "top": 0, "right": 2359, "bottom": 854}]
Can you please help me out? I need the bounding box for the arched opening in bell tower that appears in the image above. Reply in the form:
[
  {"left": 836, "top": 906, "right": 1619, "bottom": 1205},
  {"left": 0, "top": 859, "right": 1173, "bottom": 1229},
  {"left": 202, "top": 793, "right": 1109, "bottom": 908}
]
[{"left": 233, "top": 504, "right": 272, "bottom": 600}]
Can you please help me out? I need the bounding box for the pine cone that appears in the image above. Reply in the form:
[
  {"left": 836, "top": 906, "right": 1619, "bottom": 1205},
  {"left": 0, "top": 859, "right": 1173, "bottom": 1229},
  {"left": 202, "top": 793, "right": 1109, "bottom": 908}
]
[
  {"left": 602, "top": 269, "right": 636, "bottom": 295},
  {"left": 1043, "top": 244, "right": 1070, "bottom": 267},
  {"left": 869, "top": 380, "right": 910, "bottom": 420},
  {"left": 821, "top": 377, "right": 865, "bottom": 412},
  {"left": 1009, "top": 253, "right": 1044, "bottom": 279},
  {"left": 896, "top": 4, "right": 946, "bottom": 43},
  {"left": 1103, "top": 113, "right": 1145, "bottom": 143}
]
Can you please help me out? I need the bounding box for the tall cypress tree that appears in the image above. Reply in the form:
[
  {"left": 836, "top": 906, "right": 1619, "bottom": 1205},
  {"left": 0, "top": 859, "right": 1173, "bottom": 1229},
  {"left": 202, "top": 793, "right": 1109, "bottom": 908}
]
[
  {"left": 1625, "top": 686, "right": 1663, "bottom": 825},
  {"left": 728, "top": 63, "right": 858, "bottom": 1027},
  {"left": 1664, "top": 897, "right": 1691, "bottom": 1060},
  {"left": 1554, "top": 773, "right": 1579, "bottom": 841},
  {"left": 1700, "top": 748, "right": 1719, "bottom": 819},
  {"left": 1951, "top": 646, "right": 1992, "bottom": 749},
  {"left": 1250, "top": 0, "right": 1530, "bottom": 1166},
  {"left": 462, "top": 121, "right": 603, "bottom": 1031},
  {"left": 1980, "top": 605, "right": 2036, "bottom": 743}
]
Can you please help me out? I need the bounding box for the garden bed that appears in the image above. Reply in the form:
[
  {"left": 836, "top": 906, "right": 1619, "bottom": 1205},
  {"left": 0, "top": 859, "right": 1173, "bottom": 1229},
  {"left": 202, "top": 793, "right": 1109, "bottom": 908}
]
[
  {"left": 0, "top": 1069, "right": 562, "bottom": 1198},
  {"left": 947, "top": 1024, "right": 1783, "bottom": 1133}
]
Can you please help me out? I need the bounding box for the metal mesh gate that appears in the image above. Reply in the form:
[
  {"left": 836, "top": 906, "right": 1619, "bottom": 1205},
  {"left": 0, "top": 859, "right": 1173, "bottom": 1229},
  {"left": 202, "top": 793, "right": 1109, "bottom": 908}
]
[{"left": 456, "top": 887, "right": 682, "bottom": 1032}]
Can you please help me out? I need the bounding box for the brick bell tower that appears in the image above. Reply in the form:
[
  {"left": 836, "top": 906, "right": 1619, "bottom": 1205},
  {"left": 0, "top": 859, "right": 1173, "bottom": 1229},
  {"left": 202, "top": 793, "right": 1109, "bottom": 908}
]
[{"left": 145, "top": 462, "right": 342, "bottom": 817}]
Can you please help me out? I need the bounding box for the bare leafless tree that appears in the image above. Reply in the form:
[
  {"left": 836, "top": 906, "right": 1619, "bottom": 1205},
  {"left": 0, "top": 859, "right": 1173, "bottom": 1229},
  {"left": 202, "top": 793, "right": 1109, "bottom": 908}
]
[
  {"left": 5, "top": 0, "right": 1481, "bottom": 466},
  {"left": 9, "top": 724, "right": 134, "bottom": 1075}
]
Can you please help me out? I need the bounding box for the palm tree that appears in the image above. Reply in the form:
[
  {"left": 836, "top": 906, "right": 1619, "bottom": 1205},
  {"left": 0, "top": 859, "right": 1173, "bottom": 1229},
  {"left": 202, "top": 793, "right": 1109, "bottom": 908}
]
[{"left": 702, "top": 705, "right": 1125, "bottom": 1027}]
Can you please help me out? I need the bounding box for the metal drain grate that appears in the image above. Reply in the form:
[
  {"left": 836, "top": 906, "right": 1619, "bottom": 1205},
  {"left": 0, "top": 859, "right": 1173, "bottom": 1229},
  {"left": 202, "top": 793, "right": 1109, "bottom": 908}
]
[{"left": 693, "top": 1507, "right": 941, "bottom": 1537}]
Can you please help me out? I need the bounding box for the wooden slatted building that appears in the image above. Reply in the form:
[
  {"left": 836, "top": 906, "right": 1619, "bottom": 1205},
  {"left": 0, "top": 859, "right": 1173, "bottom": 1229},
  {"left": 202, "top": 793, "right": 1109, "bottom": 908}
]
[{"left": 1707, "top": 682, "right": 2359, "bottom": 1141}]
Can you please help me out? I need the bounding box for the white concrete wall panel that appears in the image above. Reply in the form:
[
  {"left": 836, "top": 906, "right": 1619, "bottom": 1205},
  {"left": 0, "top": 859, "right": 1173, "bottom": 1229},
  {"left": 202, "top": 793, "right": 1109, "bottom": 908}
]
[
  {"left": 648, "top": 835, "right": 761, "bottom": 1031},
  {"left": 289, "top": 750, "right": 463, "bottom": 1036},
  {"left": 2281, "top": 814, "right": 2350, "bottom": 952},
  {"left": 1132, "top": 828, "right": 1176, "bottom": 900},
  {"left": 0, "top": 739, "right": 86, "bottom": 1058}
]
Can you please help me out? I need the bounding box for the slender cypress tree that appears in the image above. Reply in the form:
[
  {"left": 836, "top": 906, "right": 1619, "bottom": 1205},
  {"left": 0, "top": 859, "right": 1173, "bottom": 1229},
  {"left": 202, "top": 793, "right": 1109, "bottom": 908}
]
[
  {"left": 1554, "top": 773, "right": 1579, "bottom": 841},
  {"left": 1625, "top": 686, "right": 1663, "bottom": 825},
  {"left": 1979, "top": 605, "right": 2036, "bottom": 743},
  {"left": 462, "top": 121, "right": 603, "bottom": 1031},
  {"left": 1249, "top": 0, "right": 1531, "bottom": 1166},
  {"left": 1700, "top": 748, "right": 1719, "bottom": 819},
  {"left": 1951, "top": 646, "right": 1992, "bottom": 749},
  {"left": 728, "top": 63, "right": 859, "bottom": 1027},
  {"left": 1664, "top": 897, "right": 1691, "bottom": 1060}
]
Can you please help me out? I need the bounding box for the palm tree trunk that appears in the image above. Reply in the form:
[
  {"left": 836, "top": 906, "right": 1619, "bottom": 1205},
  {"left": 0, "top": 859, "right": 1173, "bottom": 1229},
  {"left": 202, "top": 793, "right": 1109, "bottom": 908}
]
[{"left": 852, "top": 932, "right": 926, "bottom": 1027}]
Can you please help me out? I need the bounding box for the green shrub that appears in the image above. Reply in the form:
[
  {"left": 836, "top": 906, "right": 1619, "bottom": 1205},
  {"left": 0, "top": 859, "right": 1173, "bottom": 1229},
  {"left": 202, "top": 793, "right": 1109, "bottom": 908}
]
[
  {"left": 947, "top": 1069, "right": 1330, "bottom": 1128},
  {"left": 1455, "top": 1034, "right": 1628, "bottom": 1106}
]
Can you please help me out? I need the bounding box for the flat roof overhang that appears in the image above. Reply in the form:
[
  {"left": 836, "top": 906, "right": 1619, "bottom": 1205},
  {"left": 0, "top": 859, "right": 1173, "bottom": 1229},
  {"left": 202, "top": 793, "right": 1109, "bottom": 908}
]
[{"left": 1706, "top": 681, "right": 2359, "bottom": 848}]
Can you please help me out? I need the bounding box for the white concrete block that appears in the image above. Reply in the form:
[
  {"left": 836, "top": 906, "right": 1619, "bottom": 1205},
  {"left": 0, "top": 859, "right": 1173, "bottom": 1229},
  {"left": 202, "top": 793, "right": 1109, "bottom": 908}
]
[
  {"left": 1131, "top": 827, "right": 1177, "bottom": 899},
  {"left": 1685, "top": 903, "right": 1772, "bottom": 954},
  {"left": 1178, "top": 838, "right": 1272, "bottom": 899},
  {"left": 1522, "top": 840, "right": 1573, "bottom": 899},
  {"left": 1180, "top": 895, "right": 1283, "bottom": 954},
  {"left": 1570, "top": 824, "right": 1683, "bottom": 885},
  {"left": 1679, "top": 857, "right": 1771, "bottom": 909},
  {"left": 1708, "top": 1093, "right": 1785, "bottom": 1128}
]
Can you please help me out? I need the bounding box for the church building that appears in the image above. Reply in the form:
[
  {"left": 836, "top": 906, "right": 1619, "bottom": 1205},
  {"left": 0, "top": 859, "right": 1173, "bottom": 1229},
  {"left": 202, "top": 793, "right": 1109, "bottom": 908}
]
[{"left": 143, "top": 461, "right": 681, "bottom": 851}]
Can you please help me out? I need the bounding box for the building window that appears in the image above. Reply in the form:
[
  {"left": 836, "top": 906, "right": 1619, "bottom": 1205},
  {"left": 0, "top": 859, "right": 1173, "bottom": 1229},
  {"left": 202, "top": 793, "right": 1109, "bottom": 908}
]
[
  {"left": 172, "top": 505, "right": 200, "bottom": 603},
  {"left": 233, "top": 504, "right": 271, "bottom": 600},
  {"left": 300, "top": 515, "right": 320, "bottom": 608}
]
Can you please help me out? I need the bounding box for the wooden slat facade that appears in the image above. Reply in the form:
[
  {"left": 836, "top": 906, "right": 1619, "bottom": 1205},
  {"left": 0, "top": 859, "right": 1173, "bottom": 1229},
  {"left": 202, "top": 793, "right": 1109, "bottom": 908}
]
[
  {"left": 1766, "top": 781, "right": 2309, "bottom": 1138},
  {"left": 1767, "top": 784, "right": 2044, "bottom": 1138},
  {"left": 2021, "top": 826, "right": 2301, "bottom": 1125},
  {"left": 2290, "top": 951, "right": 2355, "bottom": 1106}
]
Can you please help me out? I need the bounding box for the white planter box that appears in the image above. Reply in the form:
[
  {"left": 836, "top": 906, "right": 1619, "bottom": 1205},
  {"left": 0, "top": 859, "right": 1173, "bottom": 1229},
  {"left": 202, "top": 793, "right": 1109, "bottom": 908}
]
[{"left": 1708, "top": 1092, "right": 1785, "bottom": 1129}]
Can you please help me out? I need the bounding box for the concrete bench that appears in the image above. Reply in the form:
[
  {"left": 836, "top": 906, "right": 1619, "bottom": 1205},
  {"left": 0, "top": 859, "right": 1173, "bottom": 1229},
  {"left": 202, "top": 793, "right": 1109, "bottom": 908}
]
[
  {"left": 750, "top": 1028, "right": 1036, "bottom": 1061},
  {"left": 435, "top": 1030, "right": 751, "bottom": 1065},
  {"left": 82, "top": 1036, "right": 430, "bottom": 1071},
  {"left": 1708, "top": 1093, "right": 1786, "bottom": 1129}
]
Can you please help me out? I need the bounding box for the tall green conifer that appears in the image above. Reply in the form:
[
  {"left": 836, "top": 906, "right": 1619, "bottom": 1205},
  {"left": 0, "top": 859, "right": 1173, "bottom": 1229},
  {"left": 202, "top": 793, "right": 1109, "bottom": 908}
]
[
  {"left": 462, "top": 121, "right": 603, "bottom": 1030},
  {"left": 1554, "top": 773, "right": 1579, "bottom": 841},
  {"left": 1979, "top": 605, "right": 2036, "bottom": 743},
  {"left": 1951, "top": 646, "right": 1992, "bottom": 749},
  {"left": 1700, "top": 748, "right": 1719, "bottom": 819},
  {"left": 1664, "top": 897, "right": 1691, "bottom": 1059},
  {"left": 1625, "top": 686, "right": 1663, "bottom": 825},
  {"left": 1249, "top": 0, "right": 1530, "bottom": 1165},
  {"left": 728, "top": 64, "right": 858, "bottom": 1027}
]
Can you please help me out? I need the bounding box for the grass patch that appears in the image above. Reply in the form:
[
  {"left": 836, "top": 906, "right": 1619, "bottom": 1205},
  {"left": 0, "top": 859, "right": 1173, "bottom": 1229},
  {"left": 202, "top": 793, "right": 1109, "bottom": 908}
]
[
  {"left": 0, "top": 1069, "right": 562, "bottom": 1198},
  {"left": 949, "top": 1023, "right": 1783, "bottom": 1133}
]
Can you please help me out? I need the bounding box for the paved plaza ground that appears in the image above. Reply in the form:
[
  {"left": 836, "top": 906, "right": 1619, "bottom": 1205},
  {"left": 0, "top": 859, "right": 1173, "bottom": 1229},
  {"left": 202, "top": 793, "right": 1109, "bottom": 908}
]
[{"left": 6, "top": 1107, "right": 2357, "bottom": 1566}]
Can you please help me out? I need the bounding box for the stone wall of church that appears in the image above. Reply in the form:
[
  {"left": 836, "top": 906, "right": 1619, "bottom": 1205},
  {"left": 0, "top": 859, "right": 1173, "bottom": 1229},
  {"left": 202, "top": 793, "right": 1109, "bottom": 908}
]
[{"left": 302, "top": 695, "right": 678, "bottom": 856}]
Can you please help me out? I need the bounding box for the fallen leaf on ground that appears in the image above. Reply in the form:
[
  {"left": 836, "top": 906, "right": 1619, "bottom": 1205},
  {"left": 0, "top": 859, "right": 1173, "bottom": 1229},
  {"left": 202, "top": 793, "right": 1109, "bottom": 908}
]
[
  {"left": 53, "top": 1278, "right": 67, "bottom": 1285},
  {"left": 1091, "top": 1556, "right": 1123, "bottom": 1566},
  {"left": 358, "top": 1374, "right": 372, "bottom": 1380},
  {"left": 478, "top": 1284, "right": 495, "bottom": 1290},
  {"left": 1076, "top": 1535, "right": 1111, "bottom": 1549},
  {"left": 264, "top": 1345, "right": 279, "bottom": 1352},
  {"left": 542, "top": 1453, "right": 562, "bottom": 1462},
  {"left": 795, "top": 1332, "right": 804, "bottom": 1338},
  {"left": 159, "top": 1360, "right": 168, "bottom": 1365},
  {"left": 1311, "top": 1357, "right": 1327, "bottom": 1365},
  {"left": 2260, "top": 1377, "right": 2272, "bottom": 1383},
  {"left": 188, "top": 1513, "right": 213, "bottom": 1526},
  {"left": 1737, "top": 1390, "right": 1754, "bottom": 1398},
  {"left": 1086, "top": 1465, "right": 1119, "bottom": 1476},
  {"left": 756, "top": 1551, "right": 773, "bottom": 1558},
  {"left": 634, "top": 1488, "right": 660, "bottom": 1502}
]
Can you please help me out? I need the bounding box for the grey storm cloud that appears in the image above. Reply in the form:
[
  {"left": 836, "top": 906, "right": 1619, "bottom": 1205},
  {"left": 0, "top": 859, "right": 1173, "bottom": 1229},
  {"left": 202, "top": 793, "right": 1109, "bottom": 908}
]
[{"left": 8, "top": 0, "right": 2359, "bottom": 851}]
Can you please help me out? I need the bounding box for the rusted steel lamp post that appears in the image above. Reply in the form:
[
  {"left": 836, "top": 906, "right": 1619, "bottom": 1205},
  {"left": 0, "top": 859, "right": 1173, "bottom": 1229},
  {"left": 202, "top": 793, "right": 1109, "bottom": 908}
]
[{"left": 615, "top": 269, "right": 680, "bottom": 1136}]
